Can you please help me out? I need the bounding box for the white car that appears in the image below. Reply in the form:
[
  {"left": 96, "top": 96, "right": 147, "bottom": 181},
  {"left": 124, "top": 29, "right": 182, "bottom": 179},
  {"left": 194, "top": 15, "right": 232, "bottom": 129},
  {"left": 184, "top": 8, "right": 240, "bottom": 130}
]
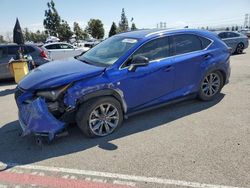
[{"left": 43, "top": 42, "right": 88, "bottom": 60}]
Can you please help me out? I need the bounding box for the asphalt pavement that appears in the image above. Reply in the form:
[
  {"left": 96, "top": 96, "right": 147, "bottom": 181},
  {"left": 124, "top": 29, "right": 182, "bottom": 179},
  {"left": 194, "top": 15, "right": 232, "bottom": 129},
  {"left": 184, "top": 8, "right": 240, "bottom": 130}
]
[{"left": 0, "top": 47, "right": 249, "bottom": 188}]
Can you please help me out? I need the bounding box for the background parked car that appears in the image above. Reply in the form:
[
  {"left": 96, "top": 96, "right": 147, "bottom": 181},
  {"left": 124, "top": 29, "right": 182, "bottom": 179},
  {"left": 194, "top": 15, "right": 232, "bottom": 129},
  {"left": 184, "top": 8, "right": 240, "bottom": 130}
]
[
  {"left": 216, "top": 31, "right": 249, "bottom": 54},
  {"left": 240, "top": 29, "right": 250, "bottom": 38},
  {"left": 43, "top": 42, "right": 89, "bottom": 60},
  {"left": 0, "top": 44, "right": 50, "bottom": 80}
]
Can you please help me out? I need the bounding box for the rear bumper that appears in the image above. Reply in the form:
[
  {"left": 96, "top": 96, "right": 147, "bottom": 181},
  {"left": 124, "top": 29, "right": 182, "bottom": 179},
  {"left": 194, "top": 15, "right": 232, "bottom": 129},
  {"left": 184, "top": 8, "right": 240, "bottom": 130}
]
[{"left": 17, "top": 96, "right": 66, "bottom": 140}]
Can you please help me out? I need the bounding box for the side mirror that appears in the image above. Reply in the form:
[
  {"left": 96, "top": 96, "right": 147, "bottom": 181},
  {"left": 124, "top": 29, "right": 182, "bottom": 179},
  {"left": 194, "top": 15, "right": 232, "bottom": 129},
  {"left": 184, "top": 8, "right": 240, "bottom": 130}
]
[{"left": 128, "top": 56, "right": 149, "bottom": 72}]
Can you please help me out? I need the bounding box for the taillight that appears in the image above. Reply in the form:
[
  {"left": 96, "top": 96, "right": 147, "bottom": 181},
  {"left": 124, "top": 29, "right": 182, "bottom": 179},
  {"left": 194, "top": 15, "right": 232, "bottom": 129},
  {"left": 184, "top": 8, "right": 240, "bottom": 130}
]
[{"left": 40, "top": 50, "right": 48, "bottom": 58}]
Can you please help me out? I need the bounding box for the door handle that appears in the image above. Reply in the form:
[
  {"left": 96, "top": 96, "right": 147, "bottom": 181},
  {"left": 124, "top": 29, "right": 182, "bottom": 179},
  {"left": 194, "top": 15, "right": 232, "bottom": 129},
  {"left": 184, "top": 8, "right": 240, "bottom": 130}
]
[
  {"left": 204, "top": 54, "right": 212, "bottom": 60},
  {"left": 164, "top": 65, "right": 174, "bottom": 72}
]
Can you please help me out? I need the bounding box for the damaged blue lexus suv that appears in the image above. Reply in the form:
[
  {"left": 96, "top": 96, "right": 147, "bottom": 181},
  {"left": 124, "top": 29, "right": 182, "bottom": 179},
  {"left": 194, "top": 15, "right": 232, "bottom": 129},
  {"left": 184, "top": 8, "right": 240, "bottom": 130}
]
[{"left": 15, "top": 29, "right": 231, "bottom": 141}]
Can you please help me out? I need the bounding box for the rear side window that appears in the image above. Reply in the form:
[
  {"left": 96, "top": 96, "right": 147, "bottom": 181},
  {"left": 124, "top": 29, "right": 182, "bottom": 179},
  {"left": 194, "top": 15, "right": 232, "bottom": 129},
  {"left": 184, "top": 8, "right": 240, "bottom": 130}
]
[
  {"left": 7, "top": 46, "right": 19, "bottom": 55},
  {"left": 227, "top": 32, "right": 240, "bottom": 38},
  {"left": 199, "top": 36, "right": 212, "bottom": 49},
  {"left": 133, "top": 37, "right": 170, "bottom": 61},
  {"left": 171, "top": 34, "right": 202, "bottom": 55},
  {"left": 0, "top": 47, "right": 8, "bottom": 58}
]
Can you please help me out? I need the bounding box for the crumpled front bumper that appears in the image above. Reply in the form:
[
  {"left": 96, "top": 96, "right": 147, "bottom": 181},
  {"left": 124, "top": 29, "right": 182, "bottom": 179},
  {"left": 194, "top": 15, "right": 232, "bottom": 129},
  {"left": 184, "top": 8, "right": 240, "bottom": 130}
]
[{"left": 17, "top": 96, "right": 66, "bottom": 140}]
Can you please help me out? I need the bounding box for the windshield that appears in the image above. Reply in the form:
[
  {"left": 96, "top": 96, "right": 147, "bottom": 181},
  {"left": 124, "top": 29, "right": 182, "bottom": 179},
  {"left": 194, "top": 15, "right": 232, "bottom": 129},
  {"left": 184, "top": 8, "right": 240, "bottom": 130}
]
[{"left": 78, "top": 36, "right": 139, "bottom": 66}]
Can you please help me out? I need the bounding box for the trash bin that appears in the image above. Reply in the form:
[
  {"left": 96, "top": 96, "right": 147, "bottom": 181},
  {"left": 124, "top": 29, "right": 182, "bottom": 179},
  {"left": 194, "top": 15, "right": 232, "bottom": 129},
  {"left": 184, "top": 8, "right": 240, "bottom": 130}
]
[{"left": 9, "top": 60, "right": 29, "bottom": 83}]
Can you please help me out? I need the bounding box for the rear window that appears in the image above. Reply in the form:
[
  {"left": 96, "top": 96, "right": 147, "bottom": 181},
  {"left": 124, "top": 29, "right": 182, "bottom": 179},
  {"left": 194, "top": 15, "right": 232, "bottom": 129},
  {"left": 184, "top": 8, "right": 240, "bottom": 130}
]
[
  {"left": 171, "top": 34, "right": 202, "bottom": 55},
  {"left": 7, "top": 46, "right": 19, "bottom": 55},
  {"left": 24, "top": 46, "right": 36, "bottom": 53}
]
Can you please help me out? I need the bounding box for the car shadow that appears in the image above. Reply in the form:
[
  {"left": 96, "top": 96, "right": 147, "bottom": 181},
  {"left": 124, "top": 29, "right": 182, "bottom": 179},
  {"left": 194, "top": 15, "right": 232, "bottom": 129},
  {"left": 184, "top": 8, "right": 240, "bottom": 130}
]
[
  {"left": 0, "top": 88, "right": 17, "bottom": 97},
  {"left": 0, "top": 80, "right": 16, "bottom": 97},
  {"left": 0, "top": 94, "right": 225, "bottom": 170}
]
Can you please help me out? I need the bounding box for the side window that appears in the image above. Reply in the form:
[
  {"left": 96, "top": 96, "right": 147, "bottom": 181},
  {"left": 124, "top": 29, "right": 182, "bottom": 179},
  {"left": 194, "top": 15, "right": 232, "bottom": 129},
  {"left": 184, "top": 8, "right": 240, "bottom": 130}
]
[
  {"left": 218, "top": 32, "right": 227, "bottom": 39},
  {"left": 199, "top": 36, "right": 212, "bottom": 49},
  {"left": 227, "top": 32, "right": 239, "bottom": 38},
  {"left": 172, "top": 34, "right": 202, "bottom": 55},
  {"left": 0, "top": 47, "right": 8, "bottom": 58},
  {"left": 133, "top": 37, "right": 170, "bottom": 62},
  {"left": 45, "top": 44, "right": 60, "bottom": 49},
  {"left": 60, "top": 44, "right": 74, "bottom": 49}
]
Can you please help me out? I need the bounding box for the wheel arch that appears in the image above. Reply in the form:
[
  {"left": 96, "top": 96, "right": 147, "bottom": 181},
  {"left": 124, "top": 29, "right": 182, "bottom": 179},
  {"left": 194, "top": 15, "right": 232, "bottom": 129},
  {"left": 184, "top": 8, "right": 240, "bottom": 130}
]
[{"left": 77, "top": 89, "right": 127, "bottom": 114}]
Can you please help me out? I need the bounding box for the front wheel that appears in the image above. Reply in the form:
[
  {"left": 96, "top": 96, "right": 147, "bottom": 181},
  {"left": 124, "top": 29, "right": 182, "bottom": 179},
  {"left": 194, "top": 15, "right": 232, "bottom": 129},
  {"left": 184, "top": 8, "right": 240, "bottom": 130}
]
[
  {"left": 76, "top": 97, "right": 123, "bottom": 138},
  {"left": 198, "top": 71, "right": 223, "bottom": 101}
]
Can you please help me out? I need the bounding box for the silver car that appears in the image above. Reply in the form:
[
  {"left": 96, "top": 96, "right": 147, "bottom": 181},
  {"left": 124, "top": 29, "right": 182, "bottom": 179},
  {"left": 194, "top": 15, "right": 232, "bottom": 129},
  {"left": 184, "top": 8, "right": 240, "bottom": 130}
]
[{"left": 216, "top": 31, "right": 249, "bottom": 54}]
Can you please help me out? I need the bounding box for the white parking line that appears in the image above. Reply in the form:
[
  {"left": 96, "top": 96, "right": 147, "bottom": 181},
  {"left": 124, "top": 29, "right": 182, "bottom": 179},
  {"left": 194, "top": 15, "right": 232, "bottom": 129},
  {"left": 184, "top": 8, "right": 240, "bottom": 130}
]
[{"left": 0, "top": 163, "right": 247, "bottom": 188}]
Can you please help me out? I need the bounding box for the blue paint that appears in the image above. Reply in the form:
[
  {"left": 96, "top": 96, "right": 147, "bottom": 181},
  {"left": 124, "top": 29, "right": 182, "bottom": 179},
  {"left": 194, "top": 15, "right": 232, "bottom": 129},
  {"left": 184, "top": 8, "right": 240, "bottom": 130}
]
[{"left": 15, "top": 29, "right": 231, "bottom": 139}]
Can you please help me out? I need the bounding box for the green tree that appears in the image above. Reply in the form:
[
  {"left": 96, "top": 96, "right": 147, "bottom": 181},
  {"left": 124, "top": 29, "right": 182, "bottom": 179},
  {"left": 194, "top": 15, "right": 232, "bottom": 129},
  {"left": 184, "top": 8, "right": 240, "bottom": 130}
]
[
  {"left": 131, "top": 23, "right": 137, "bottom": 31},
  {"left": 58, "top": 20, "right": 73, "bottom": 41},
  {"left": 109, "top": 22, "right": 117, "bottom": 37},
  {"left": 232, "top": 26, "right": 235, "bottom": 31},
  {"left": 73, "top": 22, "right": 88, "bottom": 41},
  {"left": 118, "top": 8, "right": 129, "bottom": 32},
  {"left": 23, "top": 28, "right": 48, "bottom": 43},
  {"left": 235, "top": 25, "right": 239, "bottom": 31},
  {"left": 43, "top": 0, "right": 61, "bottom": 36},
  {"left": 86, "top": 19, "right": 104, "bottom": 39},
  {"left": 226, "top": 27, "right": 230, "bottom": 31}
]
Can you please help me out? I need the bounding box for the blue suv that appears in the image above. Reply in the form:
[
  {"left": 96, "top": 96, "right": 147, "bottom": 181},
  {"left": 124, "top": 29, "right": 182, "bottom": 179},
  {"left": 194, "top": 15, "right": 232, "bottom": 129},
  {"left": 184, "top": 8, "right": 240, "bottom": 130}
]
[{"left": 15, "top": 29, "right": 231, "bottom": 141}]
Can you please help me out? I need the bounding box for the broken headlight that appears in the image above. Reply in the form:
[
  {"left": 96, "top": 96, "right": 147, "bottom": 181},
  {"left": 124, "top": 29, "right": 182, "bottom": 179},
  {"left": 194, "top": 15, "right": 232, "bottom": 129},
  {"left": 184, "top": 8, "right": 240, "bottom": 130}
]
[{"left": 36, "top": 84, "right": 70, "bottom": 101}]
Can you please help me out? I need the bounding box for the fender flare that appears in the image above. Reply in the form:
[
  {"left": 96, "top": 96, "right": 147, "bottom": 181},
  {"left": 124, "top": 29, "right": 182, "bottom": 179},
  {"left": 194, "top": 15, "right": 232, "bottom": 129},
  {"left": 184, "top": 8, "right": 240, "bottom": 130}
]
[{"left": 77, "top": 88, "right": 127, "bottom": 113}]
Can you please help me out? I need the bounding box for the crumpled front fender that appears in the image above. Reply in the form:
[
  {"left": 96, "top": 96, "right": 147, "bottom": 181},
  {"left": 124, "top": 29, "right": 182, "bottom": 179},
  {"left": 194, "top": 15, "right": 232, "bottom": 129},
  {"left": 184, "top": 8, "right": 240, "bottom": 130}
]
[{"left": 18, "top": 97, "right": 65, "bottom": 140}]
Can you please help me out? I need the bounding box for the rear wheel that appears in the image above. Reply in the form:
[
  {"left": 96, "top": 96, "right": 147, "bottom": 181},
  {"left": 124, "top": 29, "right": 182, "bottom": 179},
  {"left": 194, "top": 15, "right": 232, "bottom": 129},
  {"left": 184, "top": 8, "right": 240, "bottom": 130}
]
[
  {"left": 76, "top": 97, "right": 123, "bottom": 138},
  {"left": 235, "top": 43, "right": 244, "bottom": 54},
  {"left": 198, "top": 71, "right": 223, "bottom": 101}
]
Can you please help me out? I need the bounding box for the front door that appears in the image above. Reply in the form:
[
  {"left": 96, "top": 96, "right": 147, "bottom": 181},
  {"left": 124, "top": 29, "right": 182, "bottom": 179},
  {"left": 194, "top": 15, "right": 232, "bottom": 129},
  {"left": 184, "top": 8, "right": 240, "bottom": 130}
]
[{"left": 117, "top": 36, "right": 175, "bottom": 112}]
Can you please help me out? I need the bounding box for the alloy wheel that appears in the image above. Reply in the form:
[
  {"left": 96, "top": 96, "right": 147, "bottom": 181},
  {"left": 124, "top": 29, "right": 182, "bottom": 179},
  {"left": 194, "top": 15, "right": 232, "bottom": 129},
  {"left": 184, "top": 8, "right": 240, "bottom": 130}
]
[
  {"left": 88, "top": 103, "right": 119, "bottom": 136},
  {"left": 236, "top": 43, "right": 244, "bottom": 54},
  {"left": 201, "top": 73, "right": 221, "bottom": 97}
]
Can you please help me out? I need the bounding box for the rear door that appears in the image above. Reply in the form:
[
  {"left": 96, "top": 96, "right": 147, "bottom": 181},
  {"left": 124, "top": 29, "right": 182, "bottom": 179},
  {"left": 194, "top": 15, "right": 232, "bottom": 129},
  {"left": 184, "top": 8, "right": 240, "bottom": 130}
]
[{"left": 170, "top": 34, "right": 212, "bottom": 95}]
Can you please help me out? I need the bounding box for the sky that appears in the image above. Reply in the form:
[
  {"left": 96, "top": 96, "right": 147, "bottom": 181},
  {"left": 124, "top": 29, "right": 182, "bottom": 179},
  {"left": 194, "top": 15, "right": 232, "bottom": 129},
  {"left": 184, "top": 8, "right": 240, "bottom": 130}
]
[{"left": 0, "top": 0, "right": 250, "bottom": 37}]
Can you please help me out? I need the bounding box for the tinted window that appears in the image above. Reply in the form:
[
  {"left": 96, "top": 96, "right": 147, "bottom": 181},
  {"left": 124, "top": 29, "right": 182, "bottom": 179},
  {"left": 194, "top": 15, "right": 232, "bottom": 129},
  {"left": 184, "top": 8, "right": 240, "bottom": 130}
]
[
  {"left": 24, "top": 46, "right": 36, "bottom": 53},
  {"left": 7, "top": 46, "right": 19, "bottom": 55},
  {"left": 0, "top": 47, "right": 8, "bottom": 58},
  {"left": 172, "top": 34, "right": 202, "bottom": 55},
  {"left": 227, "top": 32, "right": 240, "bottom": 38},
  {"left": 60, "top": 44, "right": 74, "bottom": 49},
  {"left": 133, "top": 37, "right": 170, "bottom": 61},
  {"left": 45, "top": 44, "right": 60, "bottom": 49},
  {"left": 218, "top": 32, "right": 227, "bottom": 39},
  {"left": 199, "top": 37, "right": 212, "bottom": 49}
]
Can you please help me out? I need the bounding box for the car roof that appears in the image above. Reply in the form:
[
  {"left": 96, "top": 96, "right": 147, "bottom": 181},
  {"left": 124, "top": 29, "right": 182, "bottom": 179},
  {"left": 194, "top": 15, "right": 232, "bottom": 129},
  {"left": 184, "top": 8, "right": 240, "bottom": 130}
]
[
  {"left": 0, "top": 43, "right": 39, "bottom": 48},
  {"left": 115, "top": 28, "right": 215, "bottom": 39},
  {"left": 43, "top": 42, "right": 72, "bottom": 46}
]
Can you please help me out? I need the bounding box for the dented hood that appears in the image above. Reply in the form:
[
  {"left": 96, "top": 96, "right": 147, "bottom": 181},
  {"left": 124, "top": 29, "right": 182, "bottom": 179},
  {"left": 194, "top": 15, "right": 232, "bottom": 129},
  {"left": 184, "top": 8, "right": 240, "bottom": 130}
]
[{"left": 19, "top": 58, "right": 105, "bottom": 90}]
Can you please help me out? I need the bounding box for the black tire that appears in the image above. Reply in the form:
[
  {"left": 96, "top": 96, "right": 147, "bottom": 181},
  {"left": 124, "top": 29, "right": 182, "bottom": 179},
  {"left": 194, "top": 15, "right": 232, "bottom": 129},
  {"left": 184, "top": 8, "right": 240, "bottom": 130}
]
[
  {"left": 76, "top": 96, "right": 123, "bottom": 138},
  {"left": 235, "top": 43, "right": 244, "bottom": 54},
  {"left": 198, "top": 71, "right": 224, "bottom": 101}
]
